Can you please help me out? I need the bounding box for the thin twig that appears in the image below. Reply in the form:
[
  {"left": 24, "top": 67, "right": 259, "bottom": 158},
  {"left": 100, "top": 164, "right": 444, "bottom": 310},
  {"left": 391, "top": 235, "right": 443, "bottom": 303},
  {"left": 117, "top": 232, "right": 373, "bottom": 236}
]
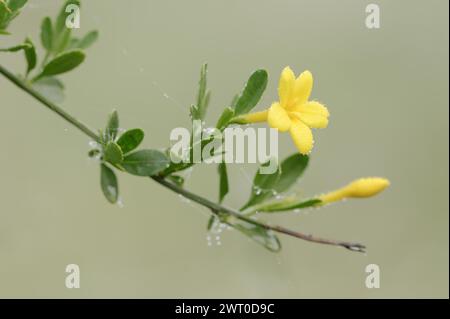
[
  {"left": 152, "top": 176, "right": 366, "bottom": 253},
  {"left": 0, "top": 64, "right": 100, "bottom": 142},
  {"left": 0, "top": 63, "right": 366, "bottom": 253}
]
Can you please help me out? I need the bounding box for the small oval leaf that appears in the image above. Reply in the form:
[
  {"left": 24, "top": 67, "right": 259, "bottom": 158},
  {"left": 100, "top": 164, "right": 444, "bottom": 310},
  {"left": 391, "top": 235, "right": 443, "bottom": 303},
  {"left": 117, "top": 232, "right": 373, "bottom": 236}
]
[
  {"left": 76, "top": 30, "right": 98, "bottom": 49},
  {"left": 104, "top": 142, "right": 123, "bottom": 165},
  {"left": 116, "top": 128, "right": 144, "bottom": 154},
  {"left": 275, "top": 153, "right": 309, "bottom": 193},
  {"left": 40, "top": 16, "right": 53, "bottom": 51},
  {"left": 40, "top": 50, "right": 85, "bottom": 78},
  {"left": 24, "top": 37, "right": 36, "bottom": 74},
  {"left": 100, "top": 164, "right": 118, "bottom": 204},
  {"left": 122, "top": 150, "right": 169, "bottom": 176},
  {"left": 234, "top": 69, "right": 268, "bottom": 116}
]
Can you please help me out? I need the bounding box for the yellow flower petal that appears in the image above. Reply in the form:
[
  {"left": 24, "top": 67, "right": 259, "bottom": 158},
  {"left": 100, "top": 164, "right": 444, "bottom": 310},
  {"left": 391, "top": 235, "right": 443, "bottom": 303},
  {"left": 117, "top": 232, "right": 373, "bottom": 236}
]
[
  {"left": 293, "top": 70, "right": 313, "bottom": 106},
  {"left": 289, "top": 119, "right": 313, "bottom": 154},
  {"left": 291, "top": 112, "right": 329, "bottom": 128},
  {"left": 268, "top": 102, "right": 291, "bottom": 132},
  {"left": 295, "top": 101, "right": 329, "bottom": 117},
  {"left": 278, "top": 66, "right": 295, "bottom": 108},
  {"left": 237, "top": 110, "right": 268, "bottom": 124}
]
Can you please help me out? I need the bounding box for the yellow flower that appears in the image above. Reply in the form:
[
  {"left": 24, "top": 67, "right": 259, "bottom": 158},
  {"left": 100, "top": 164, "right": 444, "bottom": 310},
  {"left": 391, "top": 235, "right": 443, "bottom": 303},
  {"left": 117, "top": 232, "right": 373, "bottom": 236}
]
[
  {"left": 319, "top": 177, "right": 390, "bottom": 204},
  {"left": 237, "top": 67, "right": 329, "bottom": 154}
]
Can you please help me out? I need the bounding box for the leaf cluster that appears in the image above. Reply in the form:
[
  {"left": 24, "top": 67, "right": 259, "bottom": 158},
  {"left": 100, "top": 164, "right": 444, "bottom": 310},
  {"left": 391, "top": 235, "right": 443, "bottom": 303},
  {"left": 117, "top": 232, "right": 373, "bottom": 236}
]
[{"left": 1, "top": 0, "right": 98, "bottom": 103}]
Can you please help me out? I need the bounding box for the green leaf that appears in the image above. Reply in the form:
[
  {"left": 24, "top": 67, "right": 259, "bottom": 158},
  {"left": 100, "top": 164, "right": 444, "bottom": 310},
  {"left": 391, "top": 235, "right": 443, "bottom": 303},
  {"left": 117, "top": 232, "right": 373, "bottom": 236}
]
[
  {"left": 218, "top": 162, "right": 229, "bottom": 203},
  {"left": 257, "top": 198, "right": 322, "bottom": 213},
  {"left": 122, "top": 150, "right": 169, "bottom": 177},
  {"left": 104, "top": 110, "right": 119, "bottom": 142},
  {"left": 191, "top": 63, "right": 210, "bottom": 120},
  {"left": 0, "top": 29, "right": 10, "bottom": 35},
  {"left": 38, "top": 50, "right": 85, "bottom": 79},
  {"left": 242, "top": 154, "right": 309, "bottom": 209},
  {"left": 53, "top": 27, "right": 71, "bottom": 54},
  {"left": 0, "top": 43, "right": 31, "bottom": 52},
  {"left": 230, "top": 94, "right": 239, "bottom": 108},
  {"left": 0, "top": 1, "right": 25, "bottom": 30},
  {"left": 6, "top": 0, "right": 27, "bottom": 12},
  {"left": 76, "top": 30, "right": 98, "bottom": 49},
  {"left": 0, "top": 1, "right": 11, "bottom": 30},
  {"left": 40, "top": 16, "right": 53, "bottom": 51},
  {"left": 216, "top": 107, "right": 234, "bottom": 130},
  {"left": 116, "top": 128, "right": 144, "bottom": 154},
  {"left": 242, "top": 158, "right": 281, "bottom": 209},
  {"left": 233, "top": 69, "right": 268, "bottom": 116},
  {"left": 103, "top": 142, "right": 123, "bottom": 165},
  {"left": 273, "top": 153, "right": 309, "bottom": 193},
  {"left": 100, "top": 164, "right": 118, "bottom": 204},
  {"left": 23, "top": 37, "right": 36, "bottom": 75},
  {"left": 230, "top": 219, "right": 281, "bottom": 252},
  {"left": 32, "top": 77, "right": 65, "bottom": 103}
]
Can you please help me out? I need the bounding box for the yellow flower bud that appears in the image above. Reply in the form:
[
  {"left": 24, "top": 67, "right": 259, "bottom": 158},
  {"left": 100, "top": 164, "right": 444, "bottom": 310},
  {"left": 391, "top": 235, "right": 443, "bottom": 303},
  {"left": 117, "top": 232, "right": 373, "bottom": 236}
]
[{"left": 319, "top": 177, "right": 390, "bottom": 204}]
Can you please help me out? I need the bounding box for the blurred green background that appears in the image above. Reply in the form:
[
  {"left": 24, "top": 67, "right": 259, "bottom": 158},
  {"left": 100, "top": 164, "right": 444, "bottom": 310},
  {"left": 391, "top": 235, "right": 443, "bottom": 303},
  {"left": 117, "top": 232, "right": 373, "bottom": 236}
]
[{"left": 0, "top": 0, "right": 448, "bottom": 298}]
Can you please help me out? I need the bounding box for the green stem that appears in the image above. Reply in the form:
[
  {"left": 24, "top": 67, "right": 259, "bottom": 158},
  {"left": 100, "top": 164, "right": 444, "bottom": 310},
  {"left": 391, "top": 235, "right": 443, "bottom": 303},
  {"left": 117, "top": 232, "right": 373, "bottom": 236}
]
[
  {"left": 0, "top": 63, "right": 365, "bottom": 253},
  {"left": 0, "top": 64, "right": 100, "bottom": 142}
]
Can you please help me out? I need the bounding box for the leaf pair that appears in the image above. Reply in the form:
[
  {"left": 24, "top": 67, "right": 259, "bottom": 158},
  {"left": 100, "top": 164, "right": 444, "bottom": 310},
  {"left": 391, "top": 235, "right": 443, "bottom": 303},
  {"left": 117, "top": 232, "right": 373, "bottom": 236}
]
[
  {"left": 99, "top": 111, "right": 169, "bottom": 204},
  {"left": 40, "top": 0, "right": 93, "bottom": 56},
  {"left": 41, "top": 12, "right": 98, "bottom": 53},
  {"left": 31, "top": 1, "right": 98, "bottom": 102},
  {"left": 103, "top": 111, "right": 167, "bottom": 176},
  {"left": 101, "top": 148, "right": 169, "bottom": 204},
  {"left": 34, "top": 1, "right": 92, "bottom": 80}
]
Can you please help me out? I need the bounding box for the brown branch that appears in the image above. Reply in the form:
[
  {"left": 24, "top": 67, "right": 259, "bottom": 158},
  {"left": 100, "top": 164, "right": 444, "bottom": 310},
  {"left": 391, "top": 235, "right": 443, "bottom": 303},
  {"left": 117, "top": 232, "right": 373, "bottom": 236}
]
[{"left": 152, "top": 176, "right": 366, "bottom": 253}]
